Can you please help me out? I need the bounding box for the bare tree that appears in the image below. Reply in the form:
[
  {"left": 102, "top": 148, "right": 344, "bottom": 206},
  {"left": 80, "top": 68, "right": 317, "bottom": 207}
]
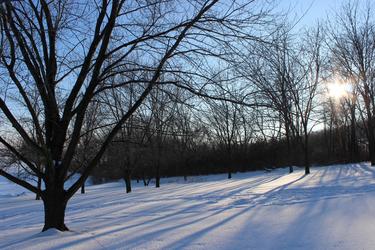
[
  {"left": 289, "top": 26, "right": 325, "bottom": 174},
  {"left": 329, "top": 2, "right": 375, "bottom": 165},
  {"left": 237, "top": 27, "right": 300, "bottom": 172},
  {"left": 0, "top": 0, "right": 276, "bottom": 231},
  {"left": 205, "top": 84, "right": 243, "bottom": 179}
]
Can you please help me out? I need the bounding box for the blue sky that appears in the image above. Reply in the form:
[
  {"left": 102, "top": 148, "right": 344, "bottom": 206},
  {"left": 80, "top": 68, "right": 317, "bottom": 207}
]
[{"left": 279, "top": 0, "right": 343, "bottom": 29}]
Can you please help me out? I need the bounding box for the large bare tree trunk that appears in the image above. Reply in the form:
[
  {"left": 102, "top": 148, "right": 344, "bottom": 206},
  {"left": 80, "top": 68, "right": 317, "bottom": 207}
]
[{"left": 42, "top": 189, "right": 68, "bottom": 231}]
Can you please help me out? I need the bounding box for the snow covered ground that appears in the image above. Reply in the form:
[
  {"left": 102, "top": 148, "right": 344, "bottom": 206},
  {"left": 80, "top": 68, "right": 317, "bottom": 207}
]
[{"left": 1, "top": 163, "right": 375, "bottom": 250}]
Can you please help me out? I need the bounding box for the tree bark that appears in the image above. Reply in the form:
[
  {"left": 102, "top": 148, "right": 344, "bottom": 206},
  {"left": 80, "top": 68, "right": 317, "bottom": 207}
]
[
  {"left": 304, "top": 133, "right": 310, "bottom": 175},
  {"left": 42, "top": 189, "right": 69, "bottom": 232},
  {"left": 349, "top": 113, "right": 359, "bottom": 162},
  {"left": 36, "top": 176, "right": 42, "bottom": 200},
  {"left": 286, "top": 131, "right": 293, "bottom": 173},
  {"left": 155, "top": 168, "right": 160, "bottom": 188},
  {"left": 183, "top": 158, "right": 188, "bottom": 181},
  {"left": 155, "top": 146, "right": 161, "bottom": 188},
  {"left": 368, "top": 118, "right": 375, "bottom": 166},
  {"left": 228, "top": 171, "right": 232, "bottom": 179},
  {"left": 81, "top": 182, "right": 85, "bottom": 194},
  {"left": 227, "top": 146, "right": 232, "bottom": 179},
  {"left": 124, "top": 169, "right": 132, "bottom": 193},
  {"left": 143, "top": 176, "right": 147, "bottom": 186}
]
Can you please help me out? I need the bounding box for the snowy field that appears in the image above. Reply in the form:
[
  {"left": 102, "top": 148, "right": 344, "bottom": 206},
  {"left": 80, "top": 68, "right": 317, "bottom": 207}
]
[{"left": 1, "top": 163, "right": 375, "bottom": 250}]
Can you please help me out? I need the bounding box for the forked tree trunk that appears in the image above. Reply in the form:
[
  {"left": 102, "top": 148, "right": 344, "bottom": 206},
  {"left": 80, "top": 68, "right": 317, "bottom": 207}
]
[
  {"left": 142, "top": 175, "right": 151, "bottom": 186},
  {"left": 42, "top": 189, "right": 69, "bottom": 231},
  {"left": 143, "top": 176, "right": 147, "bottom": 186}
]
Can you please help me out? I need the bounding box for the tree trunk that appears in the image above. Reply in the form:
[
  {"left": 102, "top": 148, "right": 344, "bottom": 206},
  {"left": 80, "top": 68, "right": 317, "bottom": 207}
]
[
  {"left": 81, "top": 182, "right": 85, "bottom": 194},
  {"left": 36, "top": 176, "right": 42, "bottom": 200},
  {"left": 284, "top": 117, "right": 293, "bottom": 173},
  {"left": 304, "top": 133, "right": 310, "bottom": 175},
  {"left": 155, "top": 149, "right": 161, "bottom": 188},
  {"left": 155, "top": 170, "right": 160, "bottom": 188},
  {"left": 287, "top": 136, "right": 293, "bottom": 173},
  {"left": 350, "top": 115, "right": 359, "bottom": 162},
  {"left": 227, "top": 146, "right": 232, "bottom": 179},
  {"left": 142, "top": 175, "right": 148, "bottom": 186},
  {"left": 124, "top": 169, "right": 132, "bottom": 193},
  {"left": 42, "top": 190, "right": 69, "bottom": 232},
  {"left": 368, "top": 119, "right": 375, "bottom": 166},
  {"left": 142, "top": 175, "right": 151, "bottom": 186},
  {"left": 183, "top": 158, "right": 188, "bottom": 181},
  {"left": 289, "top": 166, "right": 293, "bottom": 174}
]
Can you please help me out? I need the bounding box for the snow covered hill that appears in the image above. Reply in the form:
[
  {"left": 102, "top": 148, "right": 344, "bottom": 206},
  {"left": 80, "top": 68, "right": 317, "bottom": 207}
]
[{"left": 1, "top": 163, "right": 375, "bottom": 249}]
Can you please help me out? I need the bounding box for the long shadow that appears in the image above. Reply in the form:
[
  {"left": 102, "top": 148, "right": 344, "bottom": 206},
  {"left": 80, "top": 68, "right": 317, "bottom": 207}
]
[
  {"left": 50, "top": 203, "right": 245, "bottom": 249},
  {"left": 3, "top": 168, "right": 319, "bottom": 249},
  {"left": 67, "top": 174, "right": 285, "bottom": 223},
  {"left": 318, "top": 166, "right": 330, "bottom": 185},
  {"left": 161, "top": 174, "right": 309, "bottom": 249},
  {"left": 41, "top": 174, "right": 290, "bottom": 248},
  {"left": 74, "top": 175, "right": 286, "bottom": 231},
  {"left": 143, "top": 205, "right": 254, "bottom": 250},
  {"left": 359, "top": 163, "right": 375, "bottom": 179}
]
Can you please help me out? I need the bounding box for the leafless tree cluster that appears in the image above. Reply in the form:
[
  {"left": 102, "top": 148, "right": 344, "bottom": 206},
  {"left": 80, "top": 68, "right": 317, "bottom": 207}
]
[
  {"left": 0, "top": 0, "right": 374, "bottom": 233},
  {"left": 0, "top": 0, "right": 277, "bottom": 231}
]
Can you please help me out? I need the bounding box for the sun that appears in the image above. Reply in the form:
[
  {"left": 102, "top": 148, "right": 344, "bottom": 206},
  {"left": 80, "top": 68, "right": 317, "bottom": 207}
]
[{"left": 326, "top": 81, "right": 351, "bottom": 100}]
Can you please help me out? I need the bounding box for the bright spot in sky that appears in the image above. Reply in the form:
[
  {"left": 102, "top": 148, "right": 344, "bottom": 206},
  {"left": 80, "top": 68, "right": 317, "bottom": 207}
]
[{"left": 326, "top": 81, "right": 351, "bottom": 100}]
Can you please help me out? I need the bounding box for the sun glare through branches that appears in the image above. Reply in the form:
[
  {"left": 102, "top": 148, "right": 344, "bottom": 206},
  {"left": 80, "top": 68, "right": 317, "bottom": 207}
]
[{"left": 326, "top": 79, "right": 352, "bottom": 101}]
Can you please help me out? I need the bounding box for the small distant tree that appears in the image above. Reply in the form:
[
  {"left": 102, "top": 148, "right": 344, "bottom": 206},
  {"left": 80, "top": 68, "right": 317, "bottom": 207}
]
[
  {"left": 206, "top": 87, "right": 242, "bottom": 179},
  {"left": 289, "top": 26, "right": 326, "bottom": 174}
]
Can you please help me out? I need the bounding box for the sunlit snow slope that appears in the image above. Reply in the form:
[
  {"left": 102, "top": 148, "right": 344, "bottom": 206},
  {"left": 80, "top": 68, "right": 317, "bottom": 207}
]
[{"left": 1, "top": 163, "right": 375, "bottom": 249}]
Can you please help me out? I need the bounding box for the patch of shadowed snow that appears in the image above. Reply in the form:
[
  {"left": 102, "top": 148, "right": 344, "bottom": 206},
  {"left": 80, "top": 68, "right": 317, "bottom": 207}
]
[
  {"left": 0, "top": 175, "right": 29, "bottom": 197},
  {"left": 1, "top": 163, "right": 375, "bottom": 249},
  {"left": 35, "top": 228, "right": 69, "bottom": 237}
]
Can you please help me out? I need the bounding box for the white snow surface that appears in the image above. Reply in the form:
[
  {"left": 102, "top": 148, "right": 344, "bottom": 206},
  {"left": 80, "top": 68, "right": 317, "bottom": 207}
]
[{"left": 2, "top": 163, "right": 375, "bottom": 249}]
